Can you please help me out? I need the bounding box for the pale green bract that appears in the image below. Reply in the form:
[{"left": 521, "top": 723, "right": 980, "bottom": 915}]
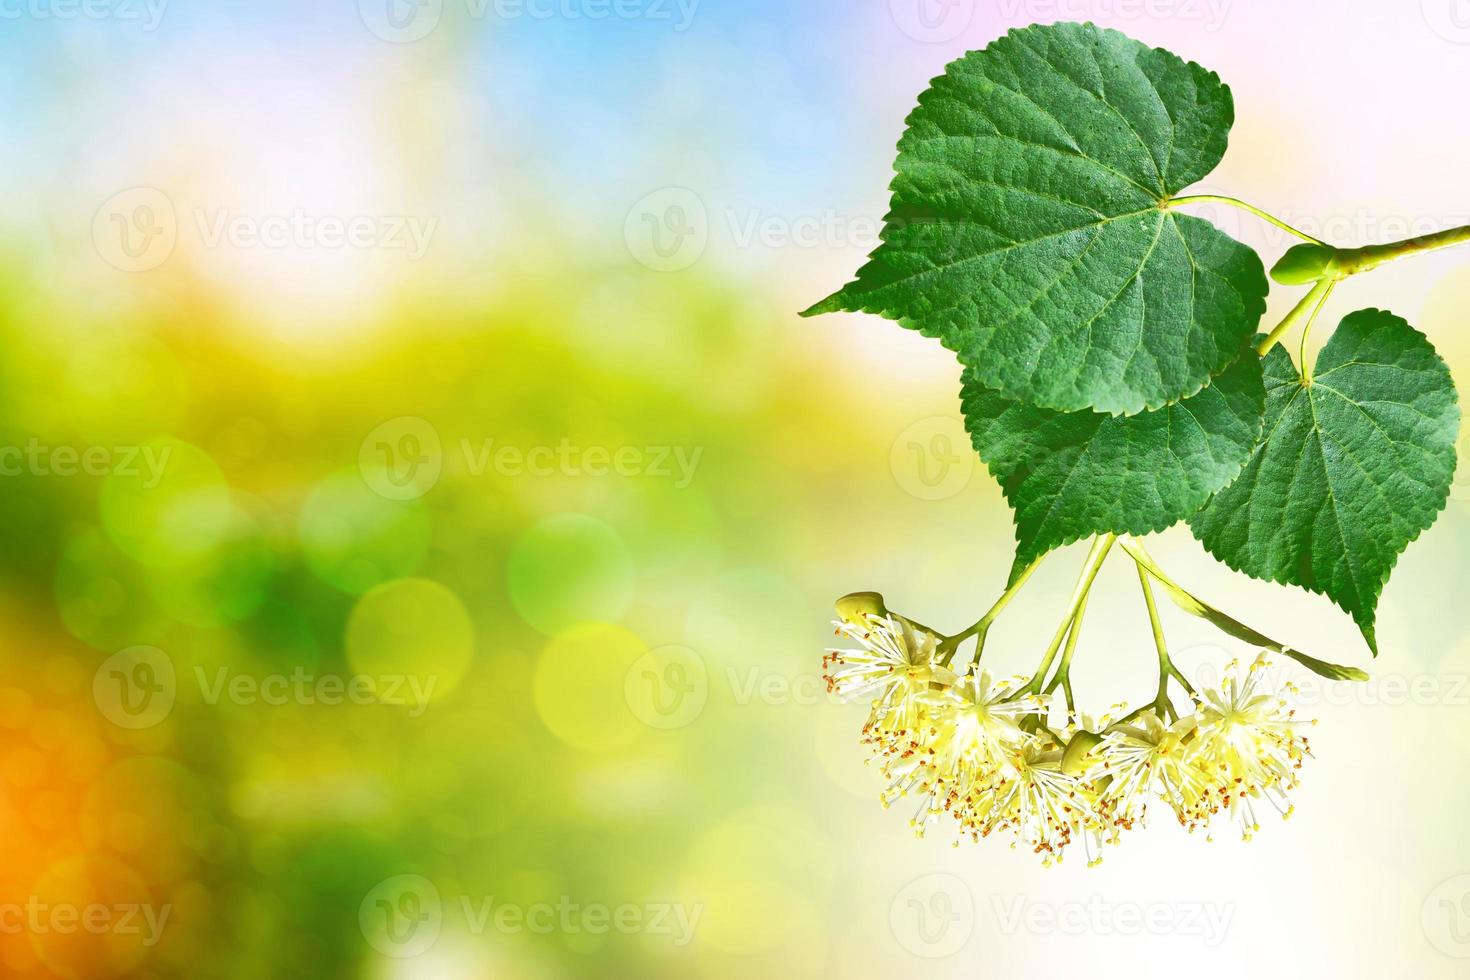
[
  {"left": 802, "top": 21, "right": 1268, "bottom": 415},
  {"left": 963, "top": 351, "right": 1265, "bottom": 581},
  {"left": 1190, "top": 310, "right": 1461, "bottom": 653},
  {"left": 1118, "top": 539, "right": 1369, "bottom": 681}
]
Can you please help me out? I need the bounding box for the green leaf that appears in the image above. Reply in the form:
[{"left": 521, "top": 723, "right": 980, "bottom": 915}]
[
  {"left": 801, "top": 21, "right": 1267, "bottom": 416},
  {"left": 1190, "top": 310, "right": 1461, "bottom": 653},
  {"left": 964, "top": 350, "right": 1265, "bottom": 580},
  {"left": 1118, "top": 537, "right": 1369, "bottom": 682}
]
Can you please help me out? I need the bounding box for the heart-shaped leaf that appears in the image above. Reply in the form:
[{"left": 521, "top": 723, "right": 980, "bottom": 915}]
[
  {"left": 802, "top": 21, "right": 1267, "bottom": 415},
  {"left": 1190, "top": 309, "right": 1460, "bottom": 653},
  {"left": 965, "top": 350, "right": 1265, "bottom": 580}
]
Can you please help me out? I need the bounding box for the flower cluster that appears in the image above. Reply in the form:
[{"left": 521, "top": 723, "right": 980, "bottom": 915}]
[{"left": 825, "top": 614, "right": 1315, "bottom": 866}]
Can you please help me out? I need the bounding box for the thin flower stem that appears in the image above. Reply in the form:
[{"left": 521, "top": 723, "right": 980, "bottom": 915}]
[
  {"left": 1041, "top": 591, "right": 1090, "bottom": 712},
  {"left": 1136, "top": 561, "right": 1178, "bottom": 720},
  {"left": 1166, "top": 195, "right": 1326, "bottom": 246},
  {"left": 938, "top": 555, "right": 1045, "bottom": 667},
  {"left": 1257, "top": 278, "right": 1333, "bottom": 356},
  {"left": 1018, "top": 535, "right": 1115, "bottom": 696}
]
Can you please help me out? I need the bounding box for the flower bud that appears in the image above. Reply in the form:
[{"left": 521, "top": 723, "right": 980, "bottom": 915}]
[
  {"left": 1270, "top": 243, "right": 1336, "bottom": 285},
  {"left": 1061, "top": 729, "right": 1104, "bottom": 776},
  {"left": 835, "top": 591, "right": 888, "bottom": 626}
]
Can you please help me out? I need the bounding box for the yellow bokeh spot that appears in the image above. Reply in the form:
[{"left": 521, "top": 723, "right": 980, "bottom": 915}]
[
  {"left": 533, "top": 623, "right": 647, "bottom": 753},
  {"left": 345, "top": 578, "right": 474, "bottom": 703}
]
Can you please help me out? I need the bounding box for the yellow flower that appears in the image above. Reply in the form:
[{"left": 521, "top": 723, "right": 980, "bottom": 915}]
[
  {"left": 955, "top": 741, "right": 1098, "bottom": 866},
  {"left": 1193, "top": 656, "right": 1314, "bottom": 840},
  {"left": 884, "top": 670, "right": 1040, "bottom": 837},
  {"left": 824, "top": 614, "right": 955, "bottom": 739},
  {"left": 1090, "top": 711, "right": 1217, "bottom": 834}
]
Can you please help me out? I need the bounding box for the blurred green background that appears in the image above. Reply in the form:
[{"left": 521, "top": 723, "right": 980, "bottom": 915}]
[{"left": 5, "top": 2, "right": 1470, "bottom": 977}]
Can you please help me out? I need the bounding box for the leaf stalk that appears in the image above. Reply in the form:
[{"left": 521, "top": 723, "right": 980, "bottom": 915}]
[{"left": 1166, "top": 195, "right": 1325, "bottom": 246}]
